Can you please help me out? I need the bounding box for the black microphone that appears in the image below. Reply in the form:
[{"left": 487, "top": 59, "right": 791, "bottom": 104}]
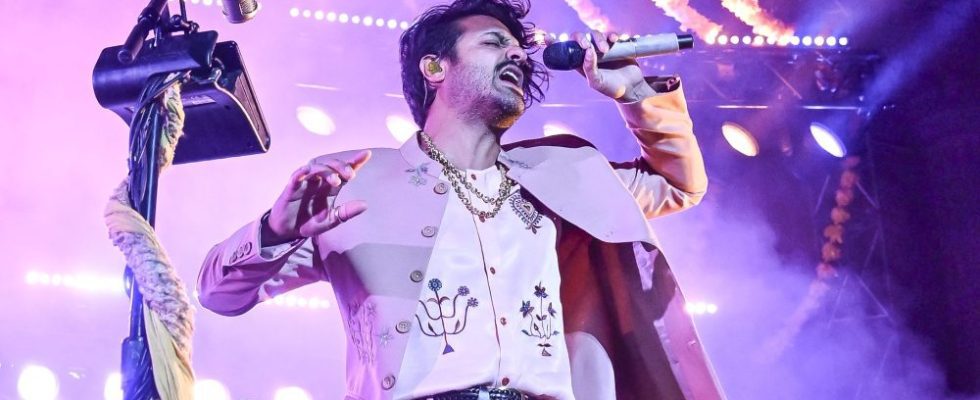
[
  {"left": 222, "top": 0, "right": 260, "bottom": 23},
  {"left": 543, "top": 33, "right": 694, "bottom": 70}
]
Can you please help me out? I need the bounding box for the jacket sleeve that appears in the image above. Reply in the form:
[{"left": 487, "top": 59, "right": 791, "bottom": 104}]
[
  {"left": 612, "top": 80, "right": 708, "bottom": 218},
  {"left": 196, "top": 213, "right": 326, "bottom": 316}
]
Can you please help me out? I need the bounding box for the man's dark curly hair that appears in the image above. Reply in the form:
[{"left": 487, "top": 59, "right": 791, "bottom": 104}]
[{"left": 399, "top": 0, "right": 549, "bottom": 126}]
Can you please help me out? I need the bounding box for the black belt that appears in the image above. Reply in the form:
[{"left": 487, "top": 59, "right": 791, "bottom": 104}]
[{"left": 425, "top": 385, "right": 529, "bottom": 400}]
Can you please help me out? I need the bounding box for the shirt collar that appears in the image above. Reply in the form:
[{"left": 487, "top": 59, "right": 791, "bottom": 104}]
[{"left": 398, "top": 130, "right": 525, "bottom": 180}]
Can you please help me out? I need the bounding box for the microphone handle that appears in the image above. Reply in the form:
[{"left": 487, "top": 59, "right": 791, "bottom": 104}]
[{"left": 598, "top": 33, "right": 691, "bottom": 64}]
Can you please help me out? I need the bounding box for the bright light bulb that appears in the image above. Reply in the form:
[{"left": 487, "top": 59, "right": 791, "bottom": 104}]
[
  {"left": 721, "top": 122, "right": 759, "bottom": 157},
  {"left": 810, "top": 122, "right": 846, "bottom": 157},
  {"left": 18, "top": 365, "right": 59, "bottom": 400},
  {"left": 326, "top": 11, "right": 336, "bottom": 22},
  {"left": 338, "top": 13, "right": 349, "bottom": 23},
  {"left": 104, "top": 372, "right": 122, "bottom": 400},
  {"left": 274, "top": 386, "right": 313, "bottom": 400},
  {"left": 802, "top": 36, "right": 813, "bottom": 46},
  {"left": 296, "top": 106, "right": 336, "bottom": 136},
  {"left": 194, "top": 379, "right": 230, "bottom": 400},
  {"left": 386, "top": 114, "right": 418, "bottom": 143},
  {"left": 543, "top": 122, "right": 576, "bottom": 137},
  {"left": 289, "top": 7, "right": 299, "bottom": 17},
  {"left": 815, "top": 36, "right": 825, "bottom": 46}
]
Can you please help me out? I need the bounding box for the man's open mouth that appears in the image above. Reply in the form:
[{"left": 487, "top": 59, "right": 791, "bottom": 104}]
[{"left": 498, "top": 67, "right": 524, "bottom": 93}]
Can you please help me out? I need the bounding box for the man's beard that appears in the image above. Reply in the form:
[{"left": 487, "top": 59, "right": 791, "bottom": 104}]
[{"left": 446, "top": 63, "right": 526, "bottom": 129}]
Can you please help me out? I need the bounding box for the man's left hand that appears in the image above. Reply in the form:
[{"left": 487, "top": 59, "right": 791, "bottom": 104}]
[{"left": 562, "top": 30, "right": 657, "bottom": 103}]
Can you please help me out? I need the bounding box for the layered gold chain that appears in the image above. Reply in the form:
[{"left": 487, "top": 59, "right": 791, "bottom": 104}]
[{"left": 419, "top": 131, "right": 514, "bottom": 221}]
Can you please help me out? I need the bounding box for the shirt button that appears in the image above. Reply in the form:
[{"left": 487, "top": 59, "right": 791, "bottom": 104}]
[
  {"left": 409, "top": 270, "right": 424, "bottom": 283},
  {"left": 381, "top": 374, "right": 396, "bottom": 390},
  {"left": 421, "top": 226, "right": 438, "bottom": 237},
  {"left": 501, "top": 377, "right": 511, "bottom": 386},
  {"left": 489, "top": 266, "right": 496, "bottom": 275},
  {"left": 396, "top": 320, "right": 412, "bottom": 333},
  {"left": 433, "top": 182, "right": 448, "bottom": 194},
  {"left": 470, "top": 173, "right": 477, "bottom": 180},
  {"left": 499, "top": 317, "right": 507, "bottom": 326}
]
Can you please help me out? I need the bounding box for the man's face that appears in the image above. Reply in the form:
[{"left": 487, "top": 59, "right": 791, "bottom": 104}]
[{"left": 442, "top": 15, "right": 528, "bottom": 128}]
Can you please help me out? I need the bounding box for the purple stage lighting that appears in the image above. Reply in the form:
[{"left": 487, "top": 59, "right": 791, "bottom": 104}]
[{"left": 810, "top": 122, "right": 846, "bottom": 157}]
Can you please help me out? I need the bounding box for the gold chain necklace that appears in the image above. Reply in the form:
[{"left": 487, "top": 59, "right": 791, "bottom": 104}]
[{"left": 419, "top": 131, "right": 514, "bottom": 221}]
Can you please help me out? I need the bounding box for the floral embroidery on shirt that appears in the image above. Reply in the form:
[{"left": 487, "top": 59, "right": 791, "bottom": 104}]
[
  {"left": 377, "top": 327, "right": 393, "bottom": 348},
  {"left": 406, "top": 163, "right": 431, "bottom": 186},
  {"left": 509, "top": 193, "right": 543, "bottom": 234},
  {"left": 348, "top": 300, "right": 378, "bottom": 365},
  {"left": 521, "top": 282, "right": 561, "bottom": 356},
  {"left": 416, "top": 278, "right": 479, "bottom": 355}
]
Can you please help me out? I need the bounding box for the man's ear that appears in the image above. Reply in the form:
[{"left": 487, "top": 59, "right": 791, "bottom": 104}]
[{"left": 419, "top": 54, "right": 446, "bottom": 87}]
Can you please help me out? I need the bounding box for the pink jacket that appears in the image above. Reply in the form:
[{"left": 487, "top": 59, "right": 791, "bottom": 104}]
[{"left": 198, "top": 85, "right": 726, "bottom": 400}]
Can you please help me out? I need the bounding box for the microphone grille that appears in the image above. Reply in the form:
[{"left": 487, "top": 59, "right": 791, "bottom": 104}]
[
  {"left": 240, "top": 0, "right": 259, "bottom": 13},
  {"left": 542, "top": 41, "right": 585, "bottom": 71}
]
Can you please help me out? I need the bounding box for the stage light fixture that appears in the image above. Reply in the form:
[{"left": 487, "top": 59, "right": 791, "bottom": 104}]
[
  {"left": 810, "top": 122, "right": 846, "bottom": 157},
  {"left": 296, "top": 106, "right": 336, "bottom": 136},
  {"left": 104, "top": 372, "right": 123, "bottom": 400},
  {"left": 717, "top": 34, "right": 729, "bottom": 45},
  {"left": 387, "top": 19, "right": 398, "bottom": 29},
  {"left": 301, "top": 9, "right": 311, "bottom": 18},
  {"left": 351, "top": 15, "right": 361, "bottom": 24},
  {"left": 289, "top": 7, "right": 299, "bottom": 17},
  {"left": 742, "top": 35, "right": 751, "bottom": 44},
  {"left": 275, "top": 387, "right": 313, "bottom": 400},
  {"left": 802, "top": 36, "right": 813, "bottom": 46},
  {"left": 558, "top": 32, "right": 570, "bottom": 41},
  {"left": 721, "top": 122, "right": 760, "bottom": 157},
  {"left": 313, "top": 10, "right": 323, "bottom": 20},
  {"left": 827, "top": 36, "right": 837, "bottom": 46},
  {"left": 376, "top": 18, "right": 385, "bottom": 27},
  {"left": 766, "top": 36, "right": 777, "bottom": 45},
  {"left": 731, "top": 35, "right": 740, "bottom": 44},
  {"left": 790, "top": 36, "right": 800, "bottom": 45},
  {"left": 17, "top": 365, "right": 59, "bottom": 400},
  {"left": 400, "top": 21, "right": 409, "bottom": 29},
  {"left": 815, "top": 36, "right": 825, "bottom": 46},
  {"left": 195, "top": 380, "right": 231, "bottom": 400},
  {"left": 338, "top": 13, "right": 349, "bottom": 23},
  {"left": 363, "top": 16, "right": 373, "bottom": 26},
  {"left": 839, "top": 37, "right": 849, "bottom": 46},
  {"left": 543, "top": 122, "right": 576, "bottom": 137},
  {"left": 753, "top": 36, "right": 763, "bottom": 46},
  {"left": 202, "top": 0, "right": 213, "bottom": 6},
  {"left": 326, "top": 11, "right": 336, "bottom": 22}
]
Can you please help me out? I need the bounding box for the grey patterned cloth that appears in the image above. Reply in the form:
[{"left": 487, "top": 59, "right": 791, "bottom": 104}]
[{"left": 425, "top": 385, "right": 529, "bottom": 400}]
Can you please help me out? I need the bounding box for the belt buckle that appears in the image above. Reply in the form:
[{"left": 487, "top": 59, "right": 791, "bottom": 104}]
[{"left": 477, "top": 386, "right": 491, "bottom": 400}]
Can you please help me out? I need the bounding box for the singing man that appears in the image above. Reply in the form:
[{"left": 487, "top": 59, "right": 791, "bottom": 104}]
[{"left": 198, "top": 0, "right": 725, "bottom": 398}]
